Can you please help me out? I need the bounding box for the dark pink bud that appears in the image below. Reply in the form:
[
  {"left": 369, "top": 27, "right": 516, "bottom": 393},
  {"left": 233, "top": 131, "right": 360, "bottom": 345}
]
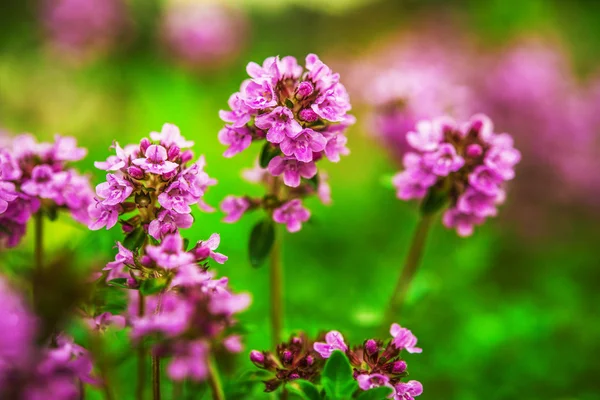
[
  {"left": 299, "top": 108, "right": 319, "bottom": 122},
  {"left": 466, "top": 144, "right": 483, "bottom": 158},
  {"left": 140, "top": 138, "right": 151, "bottom": 153},
  {"left": 127, "top": 278, "right": 139, "bottom": 289},
  {"left": 128, "top": 166, "right": 145, "bottom": 180},
  {"left": 291, "top": 336, "right": 302, "bottom": 345},
  {"left": 365, "top": 339, "right": 378, "bottom": 355},
  {"left": 305, "top": 355, "right": 314, "bottom": 366},
  {"left": 289, "top": 373, "right": 300, "bottom": 380},
  {"left": 140, "top": 255, "right": 152, "bottom": 266},
  {"left": 250, "top": 350, "right": 265, "bottom": 365},
  {"left": 122, "top": 224, "right": 134, "bottom": 234},
  {"left": 282, "top": 350, "right": 293, "bottom": 364},
  {"left": 167, "top": 145, "right": 181, "bottom": 160},
  {"left": 297, "top": 81, "right": 314, "bottom": 98},
  {"left": 162, "top": 170, "right": 177, "bottom": 180},
  {"left": 392, "top": 360, "right": 407, "bottom": 374},
  {"left": 180, "top": 150, "right": 194, "bottom": 163}
]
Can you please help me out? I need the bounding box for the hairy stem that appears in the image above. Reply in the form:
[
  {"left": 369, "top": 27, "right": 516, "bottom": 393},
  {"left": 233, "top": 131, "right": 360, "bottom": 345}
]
[
  {"left": 384, "top": 214, "right": 433, "bottom": 326},
  {"left": 136, "top": 292, "right": 146, "bottom": 400},
  {"left": 207, "top": 354, "right": 225, "bottom": 400},
  {"left": 152, "top": 355, "right": 160, "bottom": 400}
]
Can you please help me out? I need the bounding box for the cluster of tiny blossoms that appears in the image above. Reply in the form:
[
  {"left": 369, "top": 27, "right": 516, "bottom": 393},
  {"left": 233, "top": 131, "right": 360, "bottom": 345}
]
[
  {"left": 89, "top": 123, "right": 215, "bottom": 238},
  {"left": 250, "top": 324, "right": 422, "bottom": 399},
  {"left": 393, "top": 114, "right": 521, "bottom": 236},
  {"left": 107, "top": 231, "right": 250, "bottom": 381},
  {"left": 218, "top": 54, "right": 354, "bottom": 232},
  {"left": 0, "top": 277, "right": 98, "bottom": 399},
  {"left": 0, "top": 134, "right": 93, "bottom": 247}
]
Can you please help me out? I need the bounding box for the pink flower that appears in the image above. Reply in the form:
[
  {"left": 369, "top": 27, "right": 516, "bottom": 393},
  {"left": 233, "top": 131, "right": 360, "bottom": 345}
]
[
  {"left": 406, "top": 120, "right": 443, "bottom": 152},
  {"left": 52, "top": 135, "right": 87, "bottom": 162},
  {"left": 220, "top": 195, "right": 250, "bottom": 223},
  {"left": 219, "top": 93, "right": 254, "bottom": 128},
  {"left": 158, "top": 180, "right": 195, "bottom": 214},
  {"left": 148, "top": 209, "right": 194, "bottom": 241},
  {"left": 0, "top": 182, "right": 18, "bottom": 214},
  {"left": 21, "top": 165, "right": 59, "bottom": 199},
  {"left": 86, "top": 312, "right": 126, "bottom": 332},
  {"left": 255, "top": 107, "right": 302, "bottom": 144},
  {"left": 356, "top": 373, "right": 395, "bottom": 392},
  {"left": 392, "top": 171, "right": 429, "bottom": 200},
  {"left": 390, "top": 323, "right": 422, "bottom": 354},
  {"left": 313, "top": 330, "right": 348, "bottom": 358},
  {"left": 105, "top": 242, "right": 134, "bottom": 271},
  {"left": 87, "top": 200, "right": 119, "bottom": 230},
  {"left": 132, "top": 144, "right": 179, "bottom": 175},
  {"left": 456, "top": 188, "right": 504, "bottom": 218},
  {"left": 468, "top": 165, "right": 503, "bottom": 195},
  {"left": 167, "top": 341, "right": 209, "bottom": 382},
  {"left": 150, "top": 123, "right": 194, "bottom": 149},
  {"left": 218, "top": 125, "right": 253, "bottom": 157},
  {"left": 280, "top": 128, "right": 327, "bottom": 162},
  {"left": 243, "top": 79, "right": 277, "bottom": 109},
  {"left": 324, "top": 133, "right": 350, "bottom": 162},
  {"left": 192, "top": 233, "right": 228, "bottom": 264},
  {"left": 95, "top": 173, "right": 133, "bottom": 206},
  {"left": 267, "top": 156, "right": 317, "bottom": 188},
  {"left": 146, "top": 233, "right": 194, "bottom": 269},
  {"left": 424, "top": 143, "right": 464, "bottom": 176},
  {"left": 273, "top": 199, "right": 310, "bottom": 233},
  {"left": 442, "top": 208, "right": 485, "bottom": 237},
  {"left": 394, "top": 381, "right": 423, "bottom": 400}
]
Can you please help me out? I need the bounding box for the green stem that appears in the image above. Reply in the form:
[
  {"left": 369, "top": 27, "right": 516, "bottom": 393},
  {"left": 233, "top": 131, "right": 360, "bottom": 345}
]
[
  {"left": 152, "top": 355, "right": 160, "bottom": 400},
  {"left": 91, "top": 334, "right": 114, "bottom": 400},
  {"left": 270, "top": 224, "right": 284, "bottom": 348},
  {"left": 384, "top": 214, "right": 433, "bottom": 326},
  {"left": 136, "top": 292, "right": 146, "bottom": 400},
  {"left": 34, "top": 212, "right": 43, "bottom": 270},
  {"left": 207, "top": 354, "right": 225, "bottom": 400}
]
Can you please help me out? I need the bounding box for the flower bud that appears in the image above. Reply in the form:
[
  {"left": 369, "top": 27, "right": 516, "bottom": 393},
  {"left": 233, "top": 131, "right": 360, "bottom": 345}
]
[
  {"left": 296, "top": 81, "right": 314, "bottom": 98},
  {"left": 128, "top": 166, "right": 144, "bottom": 180},
  {"left": 299, "top": 108, "right": 319, "bottom": 122},
  {"left": 305, "top": 355, "right": 314, "bottom": 366},
  {"left": 282, "top": 350, "right": 293, "bottom": 364},
  {"left": 392, "top": 360, "right": 407, "bottom": 374},
  {"left": 180, "top": 150, "right": 194, "bottom": 164},
  {"left": 466, "top": 144, "right": 483, "bottom": 158},
  {"left": 250, "top": 350, "right": 265, "bottom": 365},
  {"left": 288, "top": 373, "right": 300, "bottom": 380},
  {"left": 365, "top": 339, "right": 378, "bottom": 355},
  {"left": 140, "top": 138, "right": 151, "bottom": 153},
  {"left": 122, "top": 224, "right": 134, "bottom": 234},
  {"left": 167, "top": 145, "right": 181, "bottom": 161}
]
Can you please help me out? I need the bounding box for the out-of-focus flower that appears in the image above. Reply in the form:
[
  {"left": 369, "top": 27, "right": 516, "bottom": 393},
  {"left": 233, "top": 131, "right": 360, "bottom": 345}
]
[
  {"left": 0, "top": 134, "right": 94, "bottom": 248},
  {"left": 160, "top": 2, "right": 248, "bottom": 69}
]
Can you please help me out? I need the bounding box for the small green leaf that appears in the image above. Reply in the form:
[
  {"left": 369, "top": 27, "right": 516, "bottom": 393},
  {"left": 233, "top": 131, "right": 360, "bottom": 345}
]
[
  {"left": 420, "top": 187, "right": 448, "bottom": 215},
  {"left": 248, "top": 218, "right": 275, "bottom": 268},
  {"left": 259, "top": 142, "right": 280, "bottom": 168},
  {"left": 356, "top": 386, "right": 394, "bottom": 400},
  {"left": 307, "top": 174, "right": 319, "bottom": 190},
  {"left": 107, "top": 278, "right": 129, "bottom": 289},
  {"left": 140, "top": 277, "right": 168, "bottom": 296},
  {"left": 123, "top": 227, "right": 147, "bottom": 251},
  {"left": 183, "top": 238, "right": 190, "bottom": 251},
  {"left": 322, "top": 351, "right": 358, "bottom": 399},
  {"left": 289, "top": 380, "right": 322, "bottom": 400}
]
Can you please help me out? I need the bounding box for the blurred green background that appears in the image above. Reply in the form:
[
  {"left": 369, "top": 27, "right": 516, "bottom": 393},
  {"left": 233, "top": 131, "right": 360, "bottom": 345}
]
[{"left": 1, "top": 0, "right": 600, "bottom": 399}]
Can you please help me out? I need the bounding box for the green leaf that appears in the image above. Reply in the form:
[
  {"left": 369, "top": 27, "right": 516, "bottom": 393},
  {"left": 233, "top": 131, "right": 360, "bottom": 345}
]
[
  {"left": 321, "top": 351, "right": 358, "bottom": 399},
  {"left": 123, "top": 227, "right": 147, "bottom": 251},
  {"left": 259, "top": 142, "right": 280, "bottom": 168},
  {"left": 420, "top": 187, "right": 448, "bottom": 215},
  {"left": 183, "top": 238, "right": 190, "bottom": 251},
  {"left": 289, "top": 380, "right": 322, "bottom": 400},
  {"left": 355, "top": 386, "right": 394, "bottom": 400},
  {"left": 307, "top": 174, "right": 320, "bottom": 190},
  {"left": 248, "top": 218, "right": 275, "bottom": 268},
  {"left": 107, "top": 278, "right": 129, "bottom": 289},
  {"left": 140, "top": 277, "right": 168, "bottom": 296}
]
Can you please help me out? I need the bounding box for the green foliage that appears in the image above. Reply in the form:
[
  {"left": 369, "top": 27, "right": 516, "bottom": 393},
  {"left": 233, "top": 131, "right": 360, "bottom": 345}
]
[
  {"left": 420, "top": 187, "right": 448, "bottom": 215},
  {"left": 139, "top": 277, "right": 168, "bottom": 295},
  {"left": 259, "top": 142, "right": 280, "bottom": 168},
  {"left": 123, "top": 227, "right": 147, "bottom": 251},
  {"left": 289, "top": 380, "right": 322, "bottom": 400},
  {"left": 248, "top": 218, "right": 275, "bottom": 268},
  {"left": 356, "top": 387, "right": 394, "bottom": 400},
  {"left": 321, "top": 351, "right": 358, "bottom": 399}
]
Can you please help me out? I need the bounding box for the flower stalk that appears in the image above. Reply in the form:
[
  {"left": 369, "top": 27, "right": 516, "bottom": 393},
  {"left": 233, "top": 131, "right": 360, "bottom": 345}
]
[
  {"left": 152, "top": 354, "right": 160, "bottom": 400},
  {"left": 384, "top": 214, "right": 433, "bottom": 327},
  {"left": 136, "top": 292, "right": 146, "bottom": 400},
  {"left": 207, "top": 353, "right": 225, "bottom": 400},
  {"left": 270, "top": 224, "right": 284, "bottom": 348}
]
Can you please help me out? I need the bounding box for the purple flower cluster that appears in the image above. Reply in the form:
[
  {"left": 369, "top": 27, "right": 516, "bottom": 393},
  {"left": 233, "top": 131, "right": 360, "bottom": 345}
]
[
  {"left": 218, "top": 54, "right": 351, "bottom": 232},
  {"left": 89, "top": 123, "right": 215, "bottom": 239},
  {"left": 392, "top": 114, "right": 521, "bottom": 236},
  {"left": 314, "top": 324, "right": 422, "bottom": 400},
  {"left": 41, "top": 0, "right": 130, "bottom": 60},
  {"left": 250, "top": 323, "right": 422, "bottom": 399},
  {"left": 0, "top": 134, "right": 94, "bottom": 247},
  {"left": 112, "top": 232, "right": 250, "bottom": 382},
  {"left": 160, "top": 3, "right": 248, "bottom": 69},
  {"left": 0, "top": 277, "right": 98, "bottom": 399}
]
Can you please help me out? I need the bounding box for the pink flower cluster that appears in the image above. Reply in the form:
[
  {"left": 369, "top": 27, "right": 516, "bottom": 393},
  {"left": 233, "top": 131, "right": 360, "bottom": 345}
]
[
  {"left": 0, "top": 134, "right": 94, "bottom": 247},
  {"left": 112, "top": 232, "right": 250, "bottom": 382},
  {"left": 0, "top": 277, "right": 98, "bottom": 398},
  {"left": 219, "top": 54, "right": 352, "bottom": 232},
  {"left": 314, "top": 324, "right": 423, "bottom": 400},
  {"left": 160, "top": 3, "right": 247, "bottom": 69},
  {"left": 89, "top": 123, "right": 215, "bottom": 239},
  {"left": 42, "top": 0, "right": 130, "bottom": 60},
  {"left": 392, "top": 114, "right": 521, "bottom": 236}
]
